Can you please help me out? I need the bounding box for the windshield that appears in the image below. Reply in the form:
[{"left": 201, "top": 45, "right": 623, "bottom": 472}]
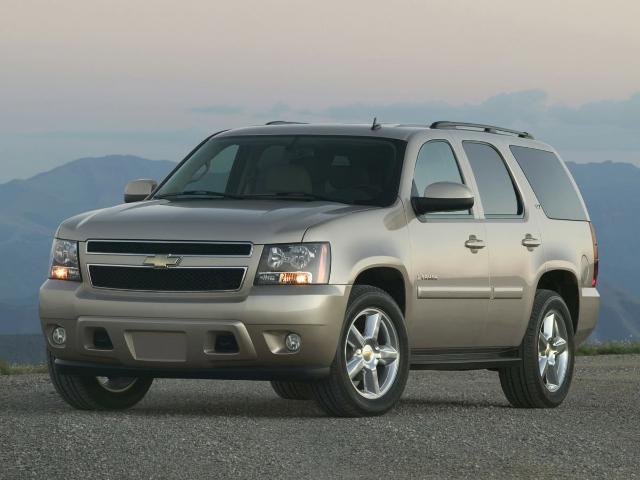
[{"left": 154, "top": 135, "right": 406, "bottom": 207}]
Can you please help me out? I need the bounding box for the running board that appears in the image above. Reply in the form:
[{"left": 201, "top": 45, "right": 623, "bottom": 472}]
[{"left": 410, "top": 347, "right": 521, "bottom": 371}]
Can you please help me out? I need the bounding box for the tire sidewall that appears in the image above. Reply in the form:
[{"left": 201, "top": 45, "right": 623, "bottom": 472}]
[{"left": 333, "top": 286, "right": 409, "bottom": 415}]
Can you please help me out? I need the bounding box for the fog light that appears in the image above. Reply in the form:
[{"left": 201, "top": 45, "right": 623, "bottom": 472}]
[
  {"left": 285, "top": 333, "right": 302, "bottom": 352},
  {"left": 51, "top": 326, "right": 66, "bottom": 345}
]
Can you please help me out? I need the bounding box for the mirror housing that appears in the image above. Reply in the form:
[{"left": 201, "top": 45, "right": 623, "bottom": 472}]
[
  {"left": 124, "top": 179, "right": 157, "bottom": 203},
  {"left": 411, "top": 181, "right": 474, "bottom": 215}
]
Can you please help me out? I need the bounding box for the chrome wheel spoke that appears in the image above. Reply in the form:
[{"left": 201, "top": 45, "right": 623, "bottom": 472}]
[
  {"left": 364, "top": 312, "right": 381, "bottom": 340},
  {"left": 538, "top": 335, "right": 548, "bottom": 354},
  {"left": 363, "top": 367, "right": 380, "bottom": 395},
  {"left": 556, "top": 352, "right": 568, "bottom": 382},
  {"left": 553, "top": 337, "right": 567, "bottom": 354},
  {"left": 347, "top": 356, "right": 365, "bottom": 379},
  {"left": 347, "top": 325, "right": 365, "bottom": 349},
  {"left": 546, "top": 358, "right": 560, "bottom": 387},
  {"left": 538, "top": 355, "right": 549, "bottom": 377},
  {"left": 542, "top": 313, "right": 555, "bottom": 341},
  {"left": 378, "top": 345, "right": 399, "bottom": 365}
]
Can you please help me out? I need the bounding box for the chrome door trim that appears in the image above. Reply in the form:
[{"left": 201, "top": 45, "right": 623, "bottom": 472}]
[
  {"left": 492, "top": 287, "right": 524, "bottom": 299},
  {"left": 417, "top": 286, "right": 492, "bottom": 299}
]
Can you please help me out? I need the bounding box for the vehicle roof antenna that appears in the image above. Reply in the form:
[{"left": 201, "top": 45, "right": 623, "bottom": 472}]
[{"left": 371, "top": 117, "right": 381, "bottom": 131}]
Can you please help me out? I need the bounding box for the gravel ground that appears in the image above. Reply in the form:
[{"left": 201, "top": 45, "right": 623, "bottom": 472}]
[{"left": 1, "top": 355, "right": 638, "bottom": 479}]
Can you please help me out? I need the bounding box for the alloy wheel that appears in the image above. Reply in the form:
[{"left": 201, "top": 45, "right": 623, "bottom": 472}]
[
  {"left": 344, "top": 308, "right": 400, "bottom": 399},
  {"left": 537, "top": 310, "right": 570, "bottom": 392},
  {"left": 96, "top": 377, "right": 138, "bottom": 393}
]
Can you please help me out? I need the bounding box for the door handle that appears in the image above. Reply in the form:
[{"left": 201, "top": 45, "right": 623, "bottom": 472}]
[
  {"left": 522, "top": 234, "right": 541, "bottom": 248},
  {"left": 465, "top": 235, "right": 486, "bottom": 250}
]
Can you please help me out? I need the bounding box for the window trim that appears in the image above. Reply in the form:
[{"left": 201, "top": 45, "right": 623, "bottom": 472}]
[
  {"left": 462, "top": 140, "right": 525, "bottom": 220},
  {"left": 411, "top": 139, "right": 476, "bottom": 221}
]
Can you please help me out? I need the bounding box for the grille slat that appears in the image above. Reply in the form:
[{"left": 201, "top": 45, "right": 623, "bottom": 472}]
[
  {"left": 89, "top": 265, "right": 246, "bottom": 292},
  {"left": 86, "top": 241, "right": 252, "bottom": 256}
]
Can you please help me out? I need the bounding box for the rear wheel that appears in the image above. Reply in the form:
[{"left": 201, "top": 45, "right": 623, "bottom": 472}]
[
  {"left": 312, "top": 285, "right": 409, "bottom": 417},
  {"left": 499, "top": 289, "right": 575, "bottom": 408},
  {"left": 270, "top": 381, "right": 313, "bottom": 400},
  {"left": 47, "top": 351, "right": 153, "bottom": 410}
]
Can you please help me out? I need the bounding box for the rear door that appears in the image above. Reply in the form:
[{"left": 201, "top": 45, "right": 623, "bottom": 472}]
[
  {"left": 407, "top": 140, "right": 490, "bottom": 349},
  {"left": 461, "top": 141, "right": 545, "bottom": 347}
]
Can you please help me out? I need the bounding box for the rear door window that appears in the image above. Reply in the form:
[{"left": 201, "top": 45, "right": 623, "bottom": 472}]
[
  {"left": 463, "top": 142, "right": 523, "bottom": 217},
  {"left": 510, "top": 146, "right": 588, "bottom": 221}
]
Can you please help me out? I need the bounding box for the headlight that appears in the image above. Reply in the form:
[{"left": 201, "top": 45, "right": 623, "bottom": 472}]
[
  {"left": 255, "top": 243, "right": 330, "bottom": 285},
  {"left": 49, "top": 239, "right": 81, "bottom": 282}
]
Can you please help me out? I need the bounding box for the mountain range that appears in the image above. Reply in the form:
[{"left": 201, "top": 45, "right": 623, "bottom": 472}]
[{"left": 0, "top": 155, "right": 637, "bottom": 343}]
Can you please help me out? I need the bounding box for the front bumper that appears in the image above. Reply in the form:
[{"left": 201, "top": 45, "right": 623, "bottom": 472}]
[{"left": 40, "top": 280, "right": 350, "bottom": 379}]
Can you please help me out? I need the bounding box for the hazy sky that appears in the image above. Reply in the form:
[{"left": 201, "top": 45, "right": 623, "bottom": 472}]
[{"left": 1, "top": 0, "right": 639, "bottom": 182}]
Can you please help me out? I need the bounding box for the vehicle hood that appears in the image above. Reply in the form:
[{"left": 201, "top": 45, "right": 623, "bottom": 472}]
[{"left": 57, "top": 199, "right": 374, "bottom": 244}]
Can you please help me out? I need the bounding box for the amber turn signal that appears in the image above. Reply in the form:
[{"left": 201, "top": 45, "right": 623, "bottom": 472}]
[{"left": 278, "top": 272, "right": 312, "bottom": 285}]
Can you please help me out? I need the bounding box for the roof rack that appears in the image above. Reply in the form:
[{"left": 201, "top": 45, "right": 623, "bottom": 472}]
[
  {"left": 265, "top": 120, "right": 308, "bottom": 125},
  {"left": 430, "top": 121, "right": 534, "bottom": 140}
]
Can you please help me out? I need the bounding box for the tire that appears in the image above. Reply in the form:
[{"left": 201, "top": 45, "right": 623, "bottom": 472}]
[
  {"left": 499, "top": 289, "right": 575, "bottom": 408},
  {"left": 270, "top": 381, "right": 314, "bottom": 400},
  {"left": 311, "top": 285, "right": 409, "bottom": 417},
  {"left": 47, "top": 351, "right": 153, "bottom": 410}
]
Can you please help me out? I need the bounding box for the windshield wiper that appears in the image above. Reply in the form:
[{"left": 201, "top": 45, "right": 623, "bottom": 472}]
[
  {"left": 155, "top": 190, "right": 241, "bottom": 200},
  {"left": 243, "top": 192, "right": 341, "bottom": 202}
]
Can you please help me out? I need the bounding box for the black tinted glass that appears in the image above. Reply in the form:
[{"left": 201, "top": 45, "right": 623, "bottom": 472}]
[
  {"left": 510, "top": 146, "right": 587, "bottom": 221},
  {"left": 413, "top": 141, "right": 464, "bottom": 195},
  {"left": 413, "top": 141, "right": 469, "bottom": 216},
  {"left": 463, "top": 142, "right": 522, "bottom": 216},
  {"left": 155, "top": 136, "right": 406, "bottom": 207}
]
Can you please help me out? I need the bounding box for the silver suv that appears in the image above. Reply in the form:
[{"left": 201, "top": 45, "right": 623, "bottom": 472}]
[{"left": 40, "top": 120, "right": 600, "bottom": 416}]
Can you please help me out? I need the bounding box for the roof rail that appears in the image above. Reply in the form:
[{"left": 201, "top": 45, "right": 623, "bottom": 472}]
[
  {"left": 430, "top": 121, "right": 534, "bottom": 140},
  {"left": 265, "top": 120, "right": 308, "bottom": 125}
]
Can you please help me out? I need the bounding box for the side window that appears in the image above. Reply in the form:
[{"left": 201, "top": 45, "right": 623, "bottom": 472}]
[
  {"left": 510, "top": 146, "right": 587, "bottom": 221},
  {"left": 463, "top": 142, "right": 523, "bottom": 217},
  {"left": 412, "top": 140, "right": 469, "bottom": 216}
]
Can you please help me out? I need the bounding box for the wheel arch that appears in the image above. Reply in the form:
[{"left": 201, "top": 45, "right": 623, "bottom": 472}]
[
  {"left": 535, "top": 268, "right": 580, "bottom": 334},
  {"left": 352, "top": 265, "right": 407, "bottom": 316}
]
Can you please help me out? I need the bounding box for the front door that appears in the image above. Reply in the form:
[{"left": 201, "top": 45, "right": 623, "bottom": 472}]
[{"left": 407, "top": 140, "right": 490, "bottom": 349}]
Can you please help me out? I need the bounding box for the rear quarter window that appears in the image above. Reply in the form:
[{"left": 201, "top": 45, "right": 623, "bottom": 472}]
[{"left": 510, "top": 145, "right": 588, "bottom": 221}]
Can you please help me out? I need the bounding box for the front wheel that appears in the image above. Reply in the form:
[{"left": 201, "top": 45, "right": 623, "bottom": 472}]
[
  {"left": 312, "top": 285, "right": 409, "bottom": 417},
  {"left": 499, "top": 289, "right": 575, "bottom": 408},
  {"left": 47, "top": 351, "right": 153, "bottom": 410}
]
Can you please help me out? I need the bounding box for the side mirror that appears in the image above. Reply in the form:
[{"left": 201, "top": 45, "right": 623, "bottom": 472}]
[
  {"left": 411, "top": 181, "right": 474, "bottom": 215},
  {"left": 124, "top": 179, "right": 157, "bottom": 203}
]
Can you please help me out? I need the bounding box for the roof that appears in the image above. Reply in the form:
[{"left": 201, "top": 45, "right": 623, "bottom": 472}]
[
  {"left": 214, "top": 121, "right": 551, "bottom": 149},
  {"left": 216, "top": 123, "right": 425, "bottom": 141}
]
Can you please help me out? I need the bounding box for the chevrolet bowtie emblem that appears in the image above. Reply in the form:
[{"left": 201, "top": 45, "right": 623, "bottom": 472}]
[{"left": 142, "top": 255, "right": 182, "bottom": 268}]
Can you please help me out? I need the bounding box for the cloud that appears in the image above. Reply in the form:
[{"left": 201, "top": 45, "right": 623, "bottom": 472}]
[
  {"left": 318, "top": 90, "right": 546, "bottom": 126},
  {"left": 190, "top": 104, "right": 244, "bottom": 115},
  {"left": 550, "top": 93, "right": 640, "bottom": 129},
  {"left": 18, "top": 129, "right": 200, "bottom": 143},
  {"left": 307, "top": 91, "right": 640, "bottom": 153}
]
